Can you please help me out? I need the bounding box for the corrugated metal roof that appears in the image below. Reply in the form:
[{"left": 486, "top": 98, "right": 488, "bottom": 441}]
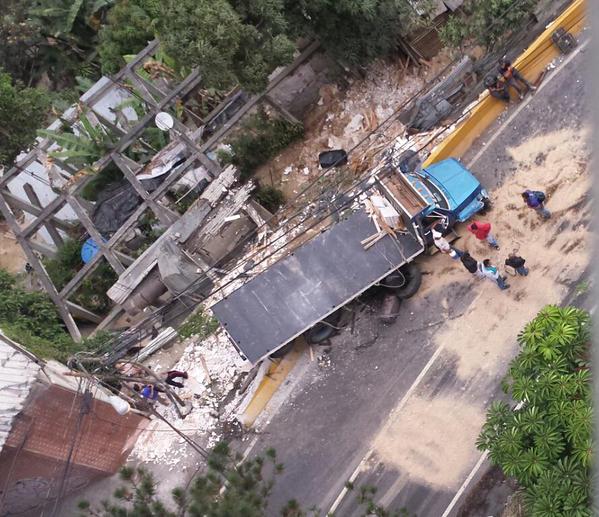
[{"left": 0, "top": 336, "right": 40, "bottom": 450}]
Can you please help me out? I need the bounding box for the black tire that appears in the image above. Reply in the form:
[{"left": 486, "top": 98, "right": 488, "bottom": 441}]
[
  {"left": 269, "top": 341, "right": 294, "bottom": 359},
  {"left": 394, "top": 263, "right": 422, "bottom": 299},
  {"left": 306, "top": 311, "right": 342, "bottom": 344},
  {"left": 381, "top": 270, "right": 407, "bottom": 289}
]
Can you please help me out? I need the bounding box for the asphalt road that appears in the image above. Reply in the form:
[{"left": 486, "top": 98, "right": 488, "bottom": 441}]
[{"left": 241, "top": 39, "right": 589, "bottom": 517}]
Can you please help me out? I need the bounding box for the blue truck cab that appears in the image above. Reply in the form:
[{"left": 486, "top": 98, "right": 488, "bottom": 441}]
[{"left": 389, "top": 157, "right": 489, "bottom": 245}]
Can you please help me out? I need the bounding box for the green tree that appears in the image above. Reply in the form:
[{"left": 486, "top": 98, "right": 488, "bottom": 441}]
[
  {"left": 0, "top": 69, "right": 52, "bottom": 166},
  {"left": 155, "top": 0, "right": 295, "bottom": 93},
  {"left": 477, "top": 305, "right": 592, "bottom": 517},
  {"left": 440, "top": 0, "right": 538, "bottom": 48},
  {"left": 79, "top": 442, "right": 410, "bottom": 516},
  {"left": 284, "top": 0, "right": 422, "bottom": 65},
  {"left": 98, "top": 0, "right": 160, "bottom": 74}
]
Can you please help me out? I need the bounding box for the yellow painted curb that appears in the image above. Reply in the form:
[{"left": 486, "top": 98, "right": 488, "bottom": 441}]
[
  {"left": 239, "top": 338, "right": 307, "bottom": 428},
  {"left": 424, "top": 0, "right": 587, "bottom": 166}
]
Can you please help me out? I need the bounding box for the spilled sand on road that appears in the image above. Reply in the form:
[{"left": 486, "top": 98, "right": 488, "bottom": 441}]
[
  {"left": 372, "top": 126, "right": 590, "bottom": 490},
  {"left": 374, "top": 395, "right": 485, "bottom": 489},
  {"left": 442, "top": 126, "right": 590, "bottom": 379}
]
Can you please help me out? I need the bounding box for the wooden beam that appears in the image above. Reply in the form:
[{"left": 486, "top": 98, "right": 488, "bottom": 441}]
[
  {"left": 81, "top": 40, "right": 160, "bottom": 109},
  {"left": 65, "top": 195, "right": 125, "bottom": 274},
  {"left": 200, "top": 41, "right": 320, "bottom": 152},
  {"left": 22, "top": 183, "right": 64, "bottom": 247},
  {"left": 84, "top": 69, "right": 203, "bottom": 179},
  {"left": 1, "top": 191, "right": 74, "bottom": 232},
  {"left": 20, "top": 195, "right": 67, "bottom": 238},
  {"left": 264, "top": 95, "right": 301, "bottom": 126},
  {"left": 66, "top": 301, "right": 102, "bottom": 324},
  {"left": 111, "top": 153, "right": 179, "bottom": 226},
  {"left": 0, "top": 194, "right": 81, "bottom": 341},
  {"left": 94, "top": 305, "right": 124, "bottom": 333}
]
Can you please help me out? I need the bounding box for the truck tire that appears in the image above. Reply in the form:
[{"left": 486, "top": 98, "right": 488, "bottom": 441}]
[
  {"left": 306, "top": 311, "right": 342, "bottom": 344},
  {"left": 394, "top": 263, "right": 422, "bottom": 299}
]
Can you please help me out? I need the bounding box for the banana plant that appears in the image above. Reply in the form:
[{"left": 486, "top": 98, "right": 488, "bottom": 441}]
[{"left": 38, "top": 112, "right": 117, "bottom": 168}]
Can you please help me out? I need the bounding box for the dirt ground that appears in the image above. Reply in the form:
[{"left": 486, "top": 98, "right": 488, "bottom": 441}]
[
  {"left": 254, "top": 48, "right": 467, "bottom": 201},
  {"left": 0, "top": 224, "right": 27, "bottom": 273}
]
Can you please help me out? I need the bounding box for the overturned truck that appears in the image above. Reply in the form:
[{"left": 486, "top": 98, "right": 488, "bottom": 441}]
[{"left": 211, "top": 156, "right": 489, "bottom": 363}]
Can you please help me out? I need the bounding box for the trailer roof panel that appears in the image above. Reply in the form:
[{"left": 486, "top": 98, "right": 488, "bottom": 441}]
[{"left": 211, "top": 209, "right": 424, "bottom": 363}]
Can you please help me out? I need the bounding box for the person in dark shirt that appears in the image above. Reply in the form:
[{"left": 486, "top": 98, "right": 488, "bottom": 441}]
[
  {"left": 485, "top": 74, "right": 510, "bottom": 103},
  {"left": 521, "top": 190, "right": 551, "bottom": 219},
  {"left": 460, "top": 251, "right": 479, "bottom": 275},
  {"left": 505, "top": 253, "right": 528, "bottom": 276},
  {"left": 498, "top": 57, "right": 536, "bottom": 99}
]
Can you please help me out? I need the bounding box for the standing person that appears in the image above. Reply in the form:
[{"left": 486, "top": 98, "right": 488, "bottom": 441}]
[
  {"left": 498, "top": 57, "right": 536, "bottom": 100},
  {"left": 521, "top": 190, "right": 551, "bottom": 219},
  {"left": 432, "top": 225, "right": 463, "bottom": 257},
  {"left": 479, "top": 259, "right": 510, "bottom": 290},
  {"left": 485, "top": 74, "right": 510, "bottom": 103},
  {"left": 505, "top": 253, "right": 529, "bottom": 276},
  {"left": 467, "top": 221, "right": 500, "bottom": 250},
  {"left": 459, "top": 251, "right": 479, "bottom": 275},
  {"left": 164, "top": 370, "right": 189, "bottom": 389}
]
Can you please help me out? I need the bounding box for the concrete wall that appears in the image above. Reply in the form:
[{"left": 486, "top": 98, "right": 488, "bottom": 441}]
[{"left": 269, "top": 52, "right": 342, "bottom": 119}]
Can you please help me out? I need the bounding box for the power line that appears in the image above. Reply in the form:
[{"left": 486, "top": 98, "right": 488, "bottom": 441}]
[{"left": 81, "top": 0, "right": 563, "bottom": 361}]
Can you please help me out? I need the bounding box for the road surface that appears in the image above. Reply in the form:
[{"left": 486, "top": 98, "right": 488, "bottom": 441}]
[{"left": 241, "top": 36, "right": 590, "bottom": 517}]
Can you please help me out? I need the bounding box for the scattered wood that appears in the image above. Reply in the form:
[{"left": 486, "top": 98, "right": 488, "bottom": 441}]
[
  {"left": 363, "top": 232, "right": 387, "bottom": 250},
  {"left": 136, "top": 327, "right": 178, "bottom": 362}
]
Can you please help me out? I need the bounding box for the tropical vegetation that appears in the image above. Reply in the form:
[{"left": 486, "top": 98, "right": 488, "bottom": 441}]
[
  {"left": 477, "top": 305, "right": 592, "bottom": 516},
  {"left": 79, "top": 442, "right": 411, "bottom": 516}
]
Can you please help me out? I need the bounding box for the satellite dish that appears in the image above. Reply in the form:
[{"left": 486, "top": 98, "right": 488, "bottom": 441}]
[{"left": 155, "top": 112, "right": 174, "bottom": 131}]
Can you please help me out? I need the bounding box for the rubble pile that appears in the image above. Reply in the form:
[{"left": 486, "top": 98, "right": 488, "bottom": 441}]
[{"left": 132, "top": 331, "right": 250, "bottom": 466}]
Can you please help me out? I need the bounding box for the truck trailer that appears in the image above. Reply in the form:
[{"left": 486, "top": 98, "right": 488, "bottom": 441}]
[{"left": 211, "top": 156, "right": 489, "bottom": 363}]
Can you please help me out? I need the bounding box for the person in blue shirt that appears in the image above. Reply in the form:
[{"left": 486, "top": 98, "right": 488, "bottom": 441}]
[
  {"left": 521, "top": 190, "right": 551, "bottom": 219},
  {"left": 479, "top": 259, "right": 510, "bottom": 290}
]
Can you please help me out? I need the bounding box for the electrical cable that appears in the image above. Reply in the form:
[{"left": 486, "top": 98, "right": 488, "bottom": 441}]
[
  {"left": 79, "top": 0, "right": 566, "bottom": 361},
  {"left": 105, "top": 0, "right": 550, "bottom": 305}
]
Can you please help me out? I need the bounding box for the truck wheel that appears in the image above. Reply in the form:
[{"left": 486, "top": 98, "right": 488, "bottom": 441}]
[
  {"left": 481, "top": 197, "right": 492, "bottom": 214},
  {"left": 394, "top": 263, "right": 422, "bottom": 299},
  {"left": 306, "top": 311, "right": 342, "bottom": 344}
]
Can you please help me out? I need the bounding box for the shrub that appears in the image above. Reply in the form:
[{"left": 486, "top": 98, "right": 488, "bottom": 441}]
[
  {"left": 219, "top": 110, "right": 303, "bottom": 180},
  {"left": 440, "top": 0, "right": 538, "bottom": 48},
  {"left": 178, "top": 309, "right": 219, "bottom": 340},
  {"left": 255, "top": 185, "right": 285, "bottom": 213}
]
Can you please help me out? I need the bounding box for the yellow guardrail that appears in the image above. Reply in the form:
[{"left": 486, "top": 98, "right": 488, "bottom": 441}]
[{"left": 424, "top": 0, "right": 587, "bottom": 166}]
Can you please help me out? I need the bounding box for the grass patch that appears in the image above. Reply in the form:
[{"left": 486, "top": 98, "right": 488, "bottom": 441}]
[{"left": 178, "top": 309, "right": 219, "bottom": 340}]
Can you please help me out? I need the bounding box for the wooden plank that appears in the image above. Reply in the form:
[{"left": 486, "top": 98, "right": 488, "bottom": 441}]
[
  {"left": 23, "top": 183, "right": 64, "bottom": 247},
  {"left": 66, "top": 195, "right": 125, "bottom": 274},
  {"left": 20, "top": 195, "right": 68, "bottom": 238},
  {"left": 66, "top": 301, "right": 102, "bottom": 324},
  {"left": 1, "top": 191, "right": 73, "bottom": 232},
  {"left": 0, "top": 194, "right": 81, "bottom": 341}
]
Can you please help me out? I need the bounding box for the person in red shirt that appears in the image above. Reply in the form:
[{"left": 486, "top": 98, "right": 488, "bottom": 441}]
[{"left": 467, "top": 221, "right": 499, "bottom": 250}]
